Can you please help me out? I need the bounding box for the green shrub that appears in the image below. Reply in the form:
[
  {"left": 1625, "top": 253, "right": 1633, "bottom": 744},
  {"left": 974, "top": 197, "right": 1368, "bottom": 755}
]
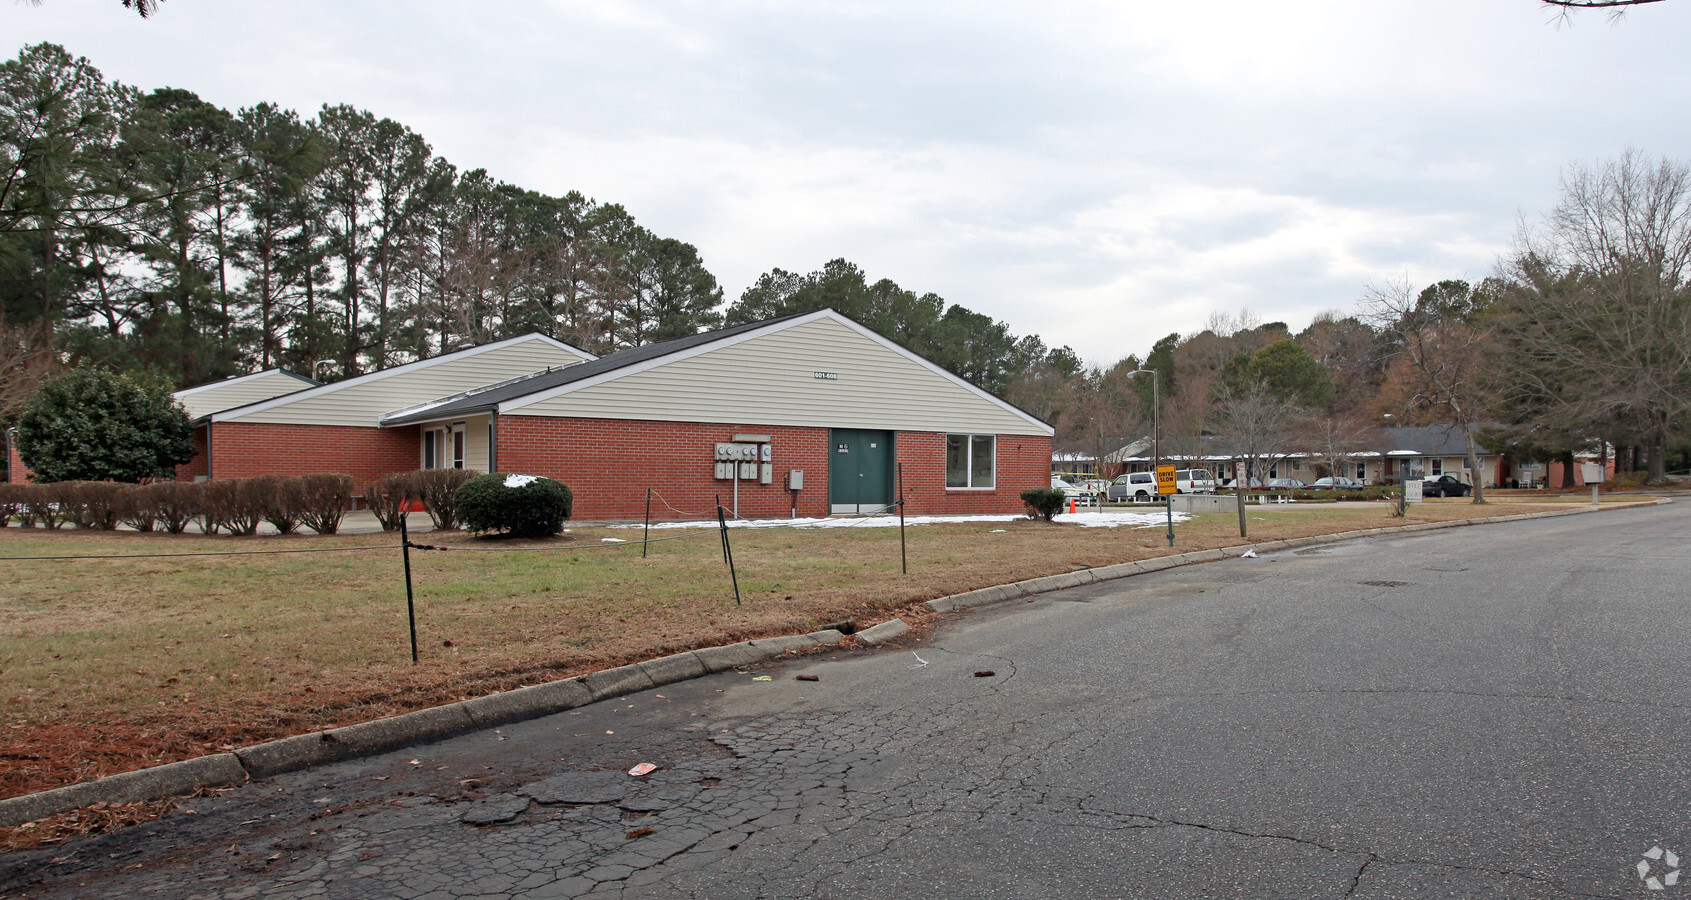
[
  {"left": 414, "top": 468, "right": 479, "bottom": 531},
  {"left": 456, "top": 473, "right": 573, "bottom": 537},
  {"left": 1021, "top": 487, "right": 1066, "bottom": 521},
  {"left": 14, "top": 365, "right": 194, "bottom": 483}
]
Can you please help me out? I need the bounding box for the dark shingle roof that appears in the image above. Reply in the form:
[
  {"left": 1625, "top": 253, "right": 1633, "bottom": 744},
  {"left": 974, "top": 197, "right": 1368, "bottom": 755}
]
[{"left": 380, "top": 315, "right": 803, "bottom": 426}]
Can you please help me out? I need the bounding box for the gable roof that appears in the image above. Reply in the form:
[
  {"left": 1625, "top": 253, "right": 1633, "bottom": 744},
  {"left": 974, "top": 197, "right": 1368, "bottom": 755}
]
[
  {"left": 380, "top": 315, "right": 796, "bottom": 425},
  {"left": 175, "top": 368, "right": 320, "bottom": 420},
  {"left": 1376, "top": 424, "right": 1495, "bottom": 457},
  {"left": 211, "top": 332, "right": 594, "bottom": 424},
  {"left": 381, "top": 309, "right": 1053, "bottom": 435}
]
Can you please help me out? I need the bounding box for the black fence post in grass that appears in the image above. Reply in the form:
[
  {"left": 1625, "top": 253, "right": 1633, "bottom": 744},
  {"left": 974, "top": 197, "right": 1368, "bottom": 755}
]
[
  {"left": 897, "top": 462, "right": 907, "bottom": 575},
  {"left": 642, "top": 488, "right": 652, "bottom": 559},
  {"left": 716, "top": 495, "right": 741, "bottom": 606},
  {"left": 399, "top": 512, "right": 419, "bottom": 664}
]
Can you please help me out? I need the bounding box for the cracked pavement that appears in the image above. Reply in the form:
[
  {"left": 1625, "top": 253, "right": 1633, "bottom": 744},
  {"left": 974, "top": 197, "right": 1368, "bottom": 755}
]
[{"left": 5, "top": 502, "right": 1690, "bottom": 898}]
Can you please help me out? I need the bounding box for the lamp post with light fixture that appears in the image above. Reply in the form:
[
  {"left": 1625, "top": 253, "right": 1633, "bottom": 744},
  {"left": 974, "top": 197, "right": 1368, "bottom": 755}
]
[
  {"left": 1127, "top": 367, "right": 1174, "bottom": 546},
  {"left": 1126, "top": 368, "right": 1159, "bottom": 474}
]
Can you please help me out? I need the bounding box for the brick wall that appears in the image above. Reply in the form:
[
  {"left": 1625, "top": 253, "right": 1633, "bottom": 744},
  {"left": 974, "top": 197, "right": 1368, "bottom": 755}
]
[
  {"left": 175, "top": 425, "right": 211, "bottom": 481},
  {"left": 895, "top": 431, "right": 1052, "bottom": 517},
  {"left": 497, "top": 414, "right": 1050, "bottom": 521},
  {"left": 206, "top": 421, "right": 421, "bottom": 488}
]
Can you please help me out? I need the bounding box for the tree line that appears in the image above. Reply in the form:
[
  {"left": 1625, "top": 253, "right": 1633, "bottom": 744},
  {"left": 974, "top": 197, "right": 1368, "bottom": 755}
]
[
  {"left": 0, "top": 42, "right": 725, "bottom": 395},
  {"left": 0, "top": 42, "right": 1067, "bottom": 418},
  {"left": 1022, "top": 151, "right": 1691, "bottom": 490}
]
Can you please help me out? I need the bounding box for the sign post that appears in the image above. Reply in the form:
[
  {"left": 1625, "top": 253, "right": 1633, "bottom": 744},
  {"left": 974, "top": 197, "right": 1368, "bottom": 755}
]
[{"left": 1156, "top": 464, "right": 1177, "bottom": 547}]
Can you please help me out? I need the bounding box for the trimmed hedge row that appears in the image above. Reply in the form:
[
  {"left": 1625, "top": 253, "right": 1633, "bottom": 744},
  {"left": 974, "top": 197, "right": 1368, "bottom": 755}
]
[
  {"left": 0, "top": 469, "right": 489, "bottom": 535},
  {"left": 0, "top": 476, "right": 358, "bottom": 535}
]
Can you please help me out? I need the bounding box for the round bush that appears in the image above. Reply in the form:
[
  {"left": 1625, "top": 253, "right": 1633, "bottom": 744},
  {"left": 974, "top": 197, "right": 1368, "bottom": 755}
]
[
  {"left": 1020, "top": 487, "right": 1067, "bottom": 521},
  {"left": 456, "top": 473, "right": 573, "bottom": 537}
]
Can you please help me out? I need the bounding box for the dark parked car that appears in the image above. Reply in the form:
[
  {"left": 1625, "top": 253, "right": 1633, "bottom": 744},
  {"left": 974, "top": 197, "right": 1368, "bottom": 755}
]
[
  {"left": 1421, "top": 474, "right": 1472, "bottom": 497},
  {"left": 1308, "top": 476, "right": 1366, "bottom": 491}
]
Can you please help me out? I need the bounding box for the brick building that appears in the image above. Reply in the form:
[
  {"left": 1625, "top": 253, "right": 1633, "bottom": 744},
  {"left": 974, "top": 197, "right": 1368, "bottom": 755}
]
[
  {"left": 381, "top": 310, "right": 1053, "bottom": 520},
  {"left": 11, "top": 311, "right": 1054, "bottom": 520}
]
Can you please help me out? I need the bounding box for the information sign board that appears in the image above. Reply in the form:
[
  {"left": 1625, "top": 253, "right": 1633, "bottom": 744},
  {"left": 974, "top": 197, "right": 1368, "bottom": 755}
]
[{"left": 1156, "top": 464, "right": 1177, "bottom": 496}]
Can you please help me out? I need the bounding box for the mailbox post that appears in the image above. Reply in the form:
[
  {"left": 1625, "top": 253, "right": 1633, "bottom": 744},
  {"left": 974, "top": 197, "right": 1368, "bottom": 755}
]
[{"left": 1581, "top": 462, "right": 1605, "bottom": 505}]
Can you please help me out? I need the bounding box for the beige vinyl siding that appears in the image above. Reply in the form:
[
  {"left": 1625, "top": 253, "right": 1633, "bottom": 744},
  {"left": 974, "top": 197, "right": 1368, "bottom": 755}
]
[
  {"left": 176, "top": 371, "right": 312, "bottom": 420},
  {"left": 465, "top": 415, "right": 491, "bottom": 472},
  {"left": 223, "top": 338, "right": 582, "bottom": 427},
  {"left": 512, "top": 317, "right": 1049, "bottom": 435}
]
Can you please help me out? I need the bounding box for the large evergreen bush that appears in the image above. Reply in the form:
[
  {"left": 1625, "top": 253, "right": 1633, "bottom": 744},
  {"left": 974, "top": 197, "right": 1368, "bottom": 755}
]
[
  {"left": 456, "top": 473, "right": 573, "bottom": 537},
  {"left": 14, "top": 366, "right": 194, "bottom": 483}
]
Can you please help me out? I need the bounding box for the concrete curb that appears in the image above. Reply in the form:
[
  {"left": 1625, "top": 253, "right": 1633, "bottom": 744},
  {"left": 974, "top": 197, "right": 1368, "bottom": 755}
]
[
  {"left": 1, "top": 499, "right": 1662, "bottom": 827},
  {"left": 855, "top": 619, "right": 912, "bottom": 646},
  {"left": 0, "top": 628, "right": 847, "bottom": 828},
  {"left": 920, "top": 499, "right": 1667, "bottom": 617}
]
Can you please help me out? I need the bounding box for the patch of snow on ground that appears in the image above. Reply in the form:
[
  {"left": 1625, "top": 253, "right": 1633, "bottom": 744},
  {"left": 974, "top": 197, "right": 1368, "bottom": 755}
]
[{"left": 615, "top": 509, "right": 1188, "bottom": 530}]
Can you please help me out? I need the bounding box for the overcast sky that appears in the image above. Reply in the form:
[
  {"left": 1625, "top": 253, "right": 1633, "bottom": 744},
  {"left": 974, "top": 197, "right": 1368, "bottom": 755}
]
[{"left": 7, "top": 1, "right": 1690, "bottom": 364}]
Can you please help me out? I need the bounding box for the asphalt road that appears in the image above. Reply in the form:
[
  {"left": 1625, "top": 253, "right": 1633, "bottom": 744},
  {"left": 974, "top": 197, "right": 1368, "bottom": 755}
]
[{"left": 4, "top": 502, "right": 1689, "bottom": 899}]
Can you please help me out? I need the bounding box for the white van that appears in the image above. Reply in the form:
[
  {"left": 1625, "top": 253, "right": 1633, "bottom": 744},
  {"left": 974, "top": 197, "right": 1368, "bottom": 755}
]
[{"left": 1174, "top": 468, "right": 1217, "bottom": 494}]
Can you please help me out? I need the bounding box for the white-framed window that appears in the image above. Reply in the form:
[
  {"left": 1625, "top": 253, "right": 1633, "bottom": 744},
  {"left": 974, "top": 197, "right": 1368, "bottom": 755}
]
[
  {"left": 1431, "top": 458, "right": 1443, "bottom": 477},
  {"left": 945, "top": 434, "right": 995, "bottom": 489},
  {"left": 1355, "top": 462, "right": 1367, "bottom": 480},
  {"left": 1291, "top": 459, "right": 1303, "bottom": 471},
  {"left": 1268, "top": 464, "right": 1279, "bottom": 479}
]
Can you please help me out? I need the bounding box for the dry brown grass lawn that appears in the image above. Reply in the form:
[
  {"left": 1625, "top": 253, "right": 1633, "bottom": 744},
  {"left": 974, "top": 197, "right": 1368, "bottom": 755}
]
[{"left": 0, "top": 495, "right": 1634, "bottom": 822}]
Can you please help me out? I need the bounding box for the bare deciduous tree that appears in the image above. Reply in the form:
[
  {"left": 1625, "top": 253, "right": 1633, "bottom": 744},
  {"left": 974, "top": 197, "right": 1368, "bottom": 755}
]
[
  {"left": 1361, "top": 277, "right": 1494, "bottom": 503},
  {"left": 1212, "top": 378, "right": 1307, "bottom": 482},
  {"left": 1301, "top": 413, "right": 1380, "bottom": 482}
]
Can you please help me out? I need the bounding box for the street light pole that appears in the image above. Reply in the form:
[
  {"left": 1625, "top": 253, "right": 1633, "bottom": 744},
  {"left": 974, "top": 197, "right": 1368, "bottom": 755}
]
[{"left": 1127, "top": 369, "right": 1159, "bottom": 473}]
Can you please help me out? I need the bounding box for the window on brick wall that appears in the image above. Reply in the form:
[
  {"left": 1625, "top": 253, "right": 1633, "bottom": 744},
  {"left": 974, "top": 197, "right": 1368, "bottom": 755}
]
[{"left": 945, "top": 434, "right": 995, "bottom": 488}]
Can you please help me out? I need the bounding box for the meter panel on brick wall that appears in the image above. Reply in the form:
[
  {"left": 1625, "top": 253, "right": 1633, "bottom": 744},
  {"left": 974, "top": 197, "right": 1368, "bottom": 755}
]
[{"left": 714, "top": 441, "right": 773, "bottom": 482}]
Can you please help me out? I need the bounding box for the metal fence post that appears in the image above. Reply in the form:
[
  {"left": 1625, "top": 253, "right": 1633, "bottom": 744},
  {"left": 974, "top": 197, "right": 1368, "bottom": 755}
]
[{"left": 399, "top": 512, "right": 419, "bottom": 664}]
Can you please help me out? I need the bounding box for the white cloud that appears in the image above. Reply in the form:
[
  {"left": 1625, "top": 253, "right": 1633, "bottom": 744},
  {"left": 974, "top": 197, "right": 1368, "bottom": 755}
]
[{"left": 5, "top": 0, "right": 1691, "bottom": 364}]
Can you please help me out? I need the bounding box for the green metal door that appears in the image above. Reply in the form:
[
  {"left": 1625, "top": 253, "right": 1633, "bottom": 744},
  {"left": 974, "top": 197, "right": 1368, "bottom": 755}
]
[{"left": 828, "top": 429, "right": 893, "bottom": 514}]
